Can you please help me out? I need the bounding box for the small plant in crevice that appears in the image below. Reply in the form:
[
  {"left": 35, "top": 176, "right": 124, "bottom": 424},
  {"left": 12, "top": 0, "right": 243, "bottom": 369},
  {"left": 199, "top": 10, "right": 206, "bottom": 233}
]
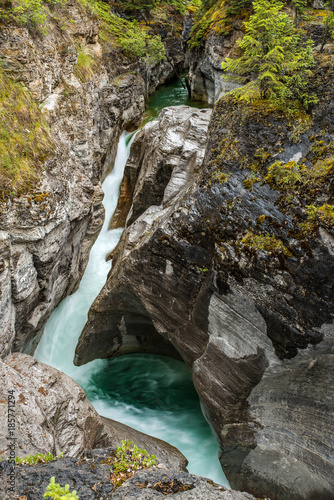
[
  {"left": 16, "top": 452, "right": 63, "bottom": 466},
  {"left": 44, "top": 477, "right": 79, "bottom": 499},
  {"left": 303, "top": 204, "right": 334, "bottom": 232},
  {"left": 108, "top": 440, "right": 157, "bottom": 490},
  {"left": 240, "top": 230, "right": 292, "bottom": 257}
]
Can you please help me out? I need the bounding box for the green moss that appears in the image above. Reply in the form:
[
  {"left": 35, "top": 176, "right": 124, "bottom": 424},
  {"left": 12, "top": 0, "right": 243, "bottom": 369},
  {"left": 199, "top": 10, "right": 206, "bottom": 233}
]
[
  {"left": 303, "top": 204, "right": 334, "bottom": 232},
  {"left": 211, "top": 171, "right": 231, "bottom": 184},
  {"left": 241, "top": 230, "right": 292, "bottom": 257},
  {"left": 243, "top": 174, "right": 261, "bottom": 189},
  {"left": 74, "top": 49, "right": 98, "bottom": 82},
  {"left": 0, "top": 68, "right": 53, "bottom": 198}
]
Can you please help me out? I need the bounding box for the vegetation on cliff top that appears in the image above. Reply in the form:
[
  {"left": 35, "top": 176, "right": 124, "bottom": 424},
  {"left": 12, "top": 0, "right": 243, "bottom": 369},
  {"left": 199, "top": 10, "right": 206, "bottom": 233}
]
[
  {"left": 221, "top": 0, "right": 318, "bottom": 111},
  {"left": 0, "top": 66, "right": 53, "bottom": 198}
]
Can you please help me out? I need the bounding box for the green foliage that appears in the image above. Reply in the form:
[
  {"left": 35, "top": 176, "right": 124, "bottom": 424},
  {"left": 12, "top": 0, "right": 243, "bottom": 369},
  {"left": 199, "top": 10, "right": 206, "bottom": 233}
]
[
  {"left": 291, "top": 0, "right": 307, "bottom": 25},
  {"left": 221, "top": 0, "right": 318, "bottom": 111},
  {"left": 77, "top": 0, "right": 165, "bottom": 64},
  {"left": 74, "top": 49, "right": 97, "bottom": 82},
  {"left": 321, "top": 10, "right": 334, "bottom": 48},
  {"left": 304, "top": 203, "right": 334, "bottom": 230},
  {"left": 265, "top": 156, "right": 333, "bottom": 192},
  {"left": 44, "top": 477, "right": 79, "bottom": 500},
  {"left": 265, "top": 160, "right": 303, "bottom": 187},
  {"left": 241, "top": 230, "right": 292, "bottom": 256},
  {"left": 211, "top": 170, "right": 231, "bottom": 183},
  {"left": 16, "top": 452, "right": 63, "bottom": 465},
  {"left": 189, "top": 0, "right": 251, "bottom": 48},
  {"left": 0, "top": 0, "right": 66, "bottom": 32},
  {"left": 110, "top": 440, "right": 157, "bottom": 489},
  {"left": 0, "top": 67, "right": 53, "bottom": 197}
]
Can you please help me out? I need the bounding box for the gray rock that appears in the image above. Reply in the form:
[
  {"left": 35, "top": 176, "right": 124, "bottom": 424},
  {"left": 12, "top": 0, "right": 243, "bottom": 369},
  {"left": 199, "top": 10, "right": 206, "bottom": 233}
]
[
  {"left": 0, "top": 450, "right": 256, "bottom": 500},
  {"left": 75, "top": 106, "right": 212, "bottom": 365},
  {"left": 0, "top": 353, "right": 187, "bottom": 472},
  {"left": 0, "top": 353, "right": 111, "bottom": 459},
  {"left": 186, "top": 34, "right": 242, "bottom": 104}
]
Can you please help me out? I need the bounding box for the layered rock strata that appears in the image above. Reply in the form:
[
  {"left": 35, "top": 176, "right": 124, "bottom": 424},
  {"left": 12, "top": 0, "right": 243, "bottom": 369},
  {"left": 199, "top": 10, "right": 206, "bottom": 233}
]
[
  {"left": 76, "top": 105, "right": 212, "bottom": 363},
  {"left": 0, "top": 1, "right": 185, "bottom": 358},
  {"left": 75, "top": 102, "right": 334, "bottom": 500}
]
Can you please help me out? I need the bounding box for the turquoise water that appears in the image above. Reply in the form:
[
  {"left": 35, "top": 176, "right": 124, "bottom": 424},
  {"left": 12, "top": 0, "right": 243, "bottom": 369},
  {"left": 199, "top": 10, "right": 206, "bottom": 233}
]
[
  {"left": 35, "top": 81, "right": 227, "bottom": 486},
  {"left": 142, "top": 76, "right": 210, "bottom": 124}
]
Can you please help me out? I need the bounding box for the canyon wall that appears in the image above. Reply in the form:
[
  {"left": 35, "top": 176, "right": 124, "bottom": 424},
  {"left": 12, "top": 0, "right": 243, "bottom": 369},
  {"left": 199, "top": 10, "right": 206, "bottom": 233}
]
[{"left": 0, "top": 0, "right": 185, "bottom": 358}]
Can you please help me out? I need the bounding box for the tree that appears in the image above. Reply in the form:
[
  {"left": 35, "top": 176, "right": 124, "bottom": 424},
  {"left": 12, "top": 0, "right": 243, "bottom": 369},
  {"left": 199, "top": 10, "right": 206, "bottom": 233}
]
[
  {"left": 291, "top": 0, "right": 307, "bottom": 26},
  {"left": 320, "top": 1, "right": 334, "bottom": 52},
  {"left": 221, "top": 0, "right": 317, "bottom": 110}
]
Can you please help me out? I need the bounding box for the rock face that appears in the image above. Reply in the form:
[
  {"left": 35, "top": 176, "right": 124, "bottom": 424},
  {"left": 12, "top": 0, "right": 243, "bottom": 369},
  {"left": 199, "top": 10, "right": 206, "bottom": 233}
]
[
  {"left": 75, "top": 105, "right": 212, "bottom": 364},
  {"left": 75, "top": 96, "right": 334, "bottom": 500},
  {"left": 0, "top": 352, "right": 187, "bottom": 470},
  {"left": 0, "top": 450, "right": 257, "bottom": 500},
  {"left": 0, "top": 1, "right": 185, "bottom": 358},
  {"left": 186, "top": 32, "right": 242, "bottom": 104}
]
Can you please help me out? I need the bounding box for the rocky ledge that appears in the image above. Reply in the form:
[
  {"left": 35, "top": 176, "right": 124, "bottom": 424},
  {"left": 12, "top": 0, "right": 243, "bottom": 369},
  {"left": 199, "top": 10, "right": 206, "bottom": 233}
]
[
  {"left": 0, "top": 452, "right": 258, "bottom": 500},
  {"left": 74, "top": 102, "right": 334, "bottom": 500}
]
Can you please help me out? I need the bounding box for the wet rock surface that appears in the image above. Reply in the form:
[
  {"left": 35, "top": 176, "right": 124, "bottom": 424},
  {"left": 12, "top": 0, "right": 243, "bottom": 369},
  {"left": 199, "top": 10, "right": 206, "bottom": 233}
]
[
  {"left": 76, "top": 97, "right": 334, "bottom": 499},
  {"left": 0, "top": 451, "right": 257, "bottom": 500}
]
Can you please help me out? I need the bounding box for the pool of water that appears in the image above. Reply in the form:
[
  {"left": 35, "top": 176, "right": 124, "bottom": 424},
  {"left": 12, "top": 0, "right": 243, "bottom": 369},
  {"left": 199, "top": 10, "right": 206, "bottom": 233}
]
[{"left": 142, "top": 76, "right": 210, "bottom": 124}]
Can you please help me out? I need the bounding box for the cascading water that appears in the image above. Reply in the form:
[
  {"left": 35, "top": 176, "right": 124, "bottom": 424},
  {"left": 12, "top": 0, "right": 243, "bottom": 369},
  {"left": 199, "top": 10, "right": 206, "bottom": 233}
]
[{"left": 35, "top": 80, "right": 228, "bottom": 487}]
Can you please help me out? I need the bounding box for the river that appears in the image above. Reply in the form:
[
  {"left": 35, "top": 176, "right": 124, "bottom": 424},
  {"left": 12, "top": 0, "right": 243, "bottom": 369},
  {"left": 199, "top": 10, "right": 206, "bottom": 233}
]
[{"left": 34, "top": 78, "right": 228, "bottom": 487}]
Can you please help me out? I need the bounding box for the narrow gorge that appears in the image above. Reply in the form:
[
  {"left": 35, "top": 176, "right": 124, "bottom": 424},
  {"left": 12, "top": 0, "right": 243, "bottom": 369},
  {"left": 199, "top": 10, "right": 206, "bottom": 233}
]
[{"left": 0, "top": 0, "right": 333, "bottom": 499}]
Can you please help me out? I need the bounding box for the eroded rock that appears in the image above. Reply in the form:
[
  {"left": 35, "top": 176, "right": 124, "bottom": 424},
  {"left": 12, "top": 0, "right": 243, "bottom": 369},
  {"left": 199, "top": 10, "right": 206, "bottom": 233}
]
[
  {"left": 0, "top": 0, "right": 186, "bottom": 358},
  {"left": 0, "top": 353, "right": 187, "bottom": 472},
  {"left": 75, "top": 100, "right": 334, "bottom": 500}
]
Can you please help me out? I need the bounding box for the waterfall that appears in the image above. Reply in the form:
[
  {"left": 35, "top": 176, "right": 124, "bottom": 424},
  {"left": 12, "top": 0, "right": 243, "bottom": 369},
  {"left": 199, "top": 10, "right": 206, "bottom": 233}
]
[{"left": 35, "top": 88, "right": 229, "bottom": 487}]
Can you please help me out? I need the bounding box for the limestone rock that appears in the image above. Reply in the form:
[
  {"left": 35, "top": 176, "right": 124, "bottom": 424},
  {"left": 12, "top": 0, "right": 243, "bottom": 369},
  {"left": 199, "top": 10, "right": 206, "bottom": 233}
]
[
  {"left": 0, "top": 353, "right": 111, "bottom": 459},
  {"left": 75, "top": 106, "right": 212, "bottom": 365},
  {"left": 186, "top": 33, "right": 242, "bottom": 104},
  {"left": 110, "top": 105, "right": 212, "bottom": 229}
]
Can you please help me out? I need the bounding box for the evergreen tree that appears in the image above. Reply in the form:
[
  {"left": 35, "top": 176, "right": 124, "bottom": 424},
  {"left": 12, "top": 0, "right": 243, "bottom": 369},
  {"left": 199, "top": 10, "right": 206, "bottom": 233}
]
[
  {"left": 291, "top": 0, "right": 307, "bottom": 26},
  {"left": 221, "top": 0, "right": 317, "bottom": 110},
  {"left": 320, "top": 0, "right": 334, "bottom": 52}
]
